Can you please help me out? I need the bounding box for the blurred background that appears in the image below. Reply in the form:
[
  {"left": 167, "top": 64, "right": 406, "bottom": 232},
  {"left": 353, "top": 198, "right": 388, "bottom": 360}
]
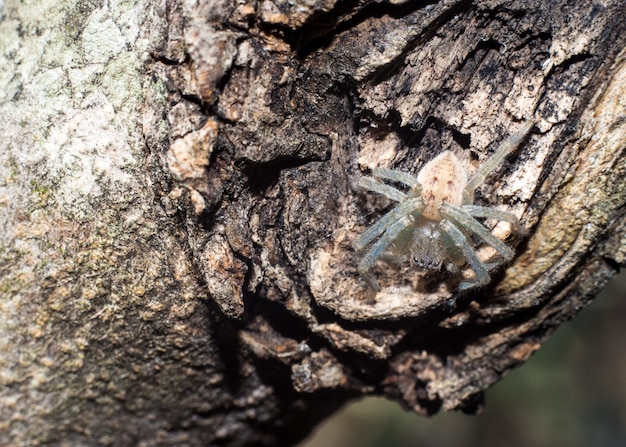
[{"left": 299, "top": 270, "right": 626, "bottom": 447}]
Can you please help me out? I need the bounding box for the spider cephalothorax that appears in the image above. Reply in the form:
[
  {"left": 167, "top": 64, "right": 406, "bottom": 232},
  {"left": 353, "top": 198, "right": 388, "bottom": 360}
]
[{"left": 353, "top": 120, "right": 535, "bottom": 295}]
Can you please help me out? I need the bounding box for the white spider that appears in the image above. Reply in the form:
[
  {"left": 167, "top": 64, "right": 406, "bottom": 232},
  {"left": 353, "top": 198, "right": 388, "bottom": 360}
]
[{"left": 353, "top": 120, "right": 535, "bottom": 295}]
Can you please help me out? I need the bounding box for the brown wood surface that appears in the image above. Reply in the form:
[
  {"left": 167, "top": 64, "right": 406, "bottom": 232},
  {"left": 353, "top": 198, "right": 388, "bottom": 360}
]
[{"left": 1, "top": 0, "right": 625, "bottom": 446}]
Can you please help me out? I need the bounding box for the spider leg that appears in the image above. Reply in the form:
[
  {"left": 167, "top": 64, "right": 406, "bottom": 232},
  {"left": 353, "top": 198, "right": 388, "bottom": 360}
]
[
  {"left": 444, "top": 261, "right": 461, "bottom": 275},
  {"left": 463, "top": 205, "right": 524, "bottom": 233},
  {"left": 352, "top": 197, "right": 425, "bottom": 251},
  {"left": 358, "top": 176, "right": 407, "bottom": 202},
  {"left": 440, "top": 220, "right": 490, "bottom": 290},
  {"left": 440, "top": 203, "right": 515, "bottom": 261},
  {"left": 464, "top": 119, "right": 535, "bottom": 200},
  {"left": 357, "top": 213, "right": 419, "bottom": 292},
  {"left": 373, "top": 168, "right": 421, "bottom": 189},
  {"left": 379, "top": 252, "right": 405, "bottom": 266}
]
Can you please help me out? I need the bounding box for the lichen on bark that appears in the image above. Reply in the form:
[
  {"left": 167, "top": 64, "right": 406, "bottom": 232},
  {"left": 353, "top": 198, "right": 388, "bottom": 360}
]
[{"left": 1, "top": 0, "right": 626, "bottom": 445}]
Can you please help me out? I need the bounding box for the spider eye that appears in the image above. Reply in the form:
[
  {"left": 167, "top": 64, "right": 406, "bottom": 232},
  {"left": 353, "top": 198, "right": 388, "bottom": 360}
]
[{"left": 414, "top": 256, "right": 442, "bottom": 271}]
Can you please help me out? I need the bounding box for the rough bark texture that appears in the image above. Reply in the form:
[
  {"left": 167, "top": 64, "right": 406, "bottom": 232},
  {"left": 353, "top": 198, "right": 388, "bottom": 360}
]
[{"left": 1, "top": 0, "right": 625, "bottom": 446}]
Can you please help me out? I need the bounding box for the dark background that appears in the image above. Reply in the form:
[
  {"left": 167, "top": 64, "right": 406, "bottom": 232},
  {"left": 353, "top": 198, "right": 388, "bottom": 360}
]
[{"left": 300, "top": 270, "right": 626, "bottom": 447}]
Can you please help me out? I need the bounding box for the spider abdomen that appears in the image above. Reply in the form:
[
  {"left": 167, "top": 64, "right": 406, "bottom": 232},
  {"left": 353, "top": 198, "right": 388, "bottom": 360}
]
[{"left": 416, "top": 151, "right": 468, "bottom": 221}]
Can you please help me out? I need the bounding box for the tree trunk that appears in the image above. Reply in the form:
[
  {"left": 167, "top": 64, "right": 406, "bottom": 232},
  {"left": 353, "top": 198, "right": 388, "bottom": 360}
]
[{"left": 1, "top": 0, "right": 625, "bottom": 446}]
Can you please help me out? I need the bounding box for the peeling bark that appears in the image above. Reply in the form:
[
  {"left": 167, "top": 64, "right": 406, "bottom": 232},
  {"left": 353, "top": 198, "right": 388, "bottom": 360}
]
[{"left": 1, "top": 0, "right": 625, "bottom": 446}]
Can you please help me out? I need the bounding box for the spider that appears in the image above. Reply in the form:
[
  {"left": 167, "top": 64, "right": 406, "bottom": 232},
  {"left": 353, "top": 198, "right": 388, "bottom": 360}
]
[{"left": 353, "top": 120, "right": 535, "bottom": 295}]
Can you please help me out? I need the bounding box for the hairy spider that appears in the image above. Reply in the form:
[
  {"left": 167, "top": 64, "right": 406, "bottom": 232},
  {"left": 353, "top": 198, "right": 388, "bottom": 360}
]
[{"left": 353, "top": 120, "right": 535, "bottom": 295}]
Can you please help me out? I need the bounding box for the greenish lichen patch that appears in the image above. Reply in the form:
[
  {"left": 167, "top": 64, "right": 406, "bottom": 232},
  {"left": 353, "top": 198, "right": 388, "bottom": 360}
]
[{"left": 502, "top": 53, "right": 626, "bottom": 293}]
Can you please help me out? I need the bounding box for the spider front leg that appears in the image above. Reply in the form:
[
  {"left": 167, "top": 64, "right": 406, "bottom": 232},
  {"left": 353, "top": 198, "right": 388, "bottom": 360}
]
[
  {"left": 441, "top": 203, "right": 515, "bottom": 264},
  {"left": 353, "top": 197, "right": 425, "bottom": 250},
  {"left": 356, "top": 200, "right": 426, "bottom": 295},
  {"left": 357, "top": 215, "right": 416, "bottom": 294},
  {"left": 440, "top": 220, "right": 490, "bottom": 290}
]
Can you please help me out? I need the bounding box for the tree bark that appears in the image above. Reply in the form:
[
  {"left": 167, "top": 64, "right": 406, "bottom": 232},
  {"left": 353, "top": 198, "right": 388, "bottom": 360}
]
[{"left": 1, "top": 0, "right": 625, "bottom": 446}]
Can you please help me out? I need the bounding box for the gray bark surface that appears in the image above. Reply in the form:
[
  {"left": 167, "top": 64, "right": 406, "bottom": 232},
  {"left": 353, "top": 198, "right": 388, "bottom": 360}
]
[{"left": 1, "top": 0, "right": 625, "bottom": 446}]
